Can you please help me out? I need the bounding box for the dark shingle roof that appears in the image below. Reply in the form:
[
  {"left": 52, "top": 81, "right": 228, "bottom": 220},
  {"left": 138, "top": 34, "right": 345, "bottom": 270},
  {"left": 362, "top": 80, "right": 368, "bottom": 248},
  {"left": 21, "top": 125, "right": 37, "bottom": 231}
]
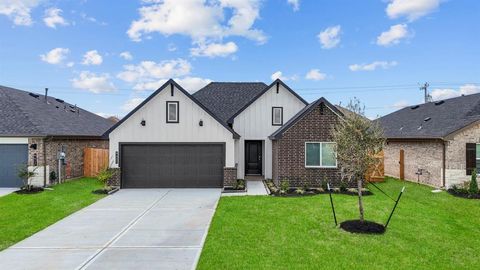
[
  {"left": 378, "top": 93, "right": 480, "bottom": 139},
  {"left": 270, "top": 97, "right": 344, "bottom": 140},
  {"left": 193, "top": 82, "right": 267, "bottom": 124},
  {"left": 0, "top": 86, "right": 114, "bottom": 137}
]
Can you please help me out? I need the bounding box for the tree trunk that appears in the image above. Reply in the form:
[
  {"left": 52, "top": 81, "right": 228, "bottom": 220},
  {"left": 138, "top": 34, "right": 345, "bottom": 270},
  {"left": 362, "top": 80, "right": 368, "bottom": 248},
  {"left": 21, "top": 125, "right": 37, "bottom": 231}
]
[{"left": 357, "top": 176, "right": 364, "bottom": 222}]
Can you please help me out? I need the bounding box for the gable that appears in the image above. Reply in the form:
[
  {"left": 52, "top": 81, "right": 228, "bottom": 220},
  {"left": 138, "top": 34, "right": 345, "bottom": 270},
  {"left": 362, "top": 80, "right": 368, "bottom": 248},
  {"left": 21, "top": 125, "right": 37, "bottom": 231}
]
[
  {"left": 105, "top": 80, "right": 239, "bottom": 139},
  {"left": 270, "top": 98, "right": 343, "bottom": 140}
]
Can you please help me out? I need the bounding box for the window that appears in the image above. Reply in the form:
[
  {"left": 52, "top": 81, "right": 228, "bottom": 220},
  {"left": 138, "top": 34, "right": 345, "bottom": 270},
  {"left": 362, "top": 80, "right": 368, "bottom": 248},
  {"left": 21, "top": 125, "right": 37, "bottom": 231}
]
[
  {"left": 305, "top": 142, "right": 337, "bottom": 168},
  {"left": 166, "top": 101, "right": 179, "bottom": 123},
  {"left": 272, "top": 107, "right": 283, "bottom": 126}
]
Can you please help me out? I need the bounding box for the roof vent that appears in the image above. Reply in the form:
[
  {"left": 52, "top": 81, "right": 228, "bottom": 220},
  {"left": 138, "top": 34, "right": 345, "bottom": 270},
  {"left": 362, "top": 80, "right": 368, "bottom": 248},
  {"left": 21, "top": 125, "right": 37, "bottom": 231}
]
[
  {"left": 434, "top": 100, "right": 444, "bottom": 106},
  {"left": 399, "top": 126, "right": 404, "bottom": 131},
  {"left": 28, "top": 93, "right": 39, "bottom": 98},
  {"left": 411, "top": 105, "right": 419, "bottom": 110},
  {"left": 417, "top": 126, "right": 422, "bottom": 130},
  {"left": 55, "top": 98, "right": 64, "bottom": 103},
  {"left": 424, "top": 117, "right": 431, "bottom": 122}
]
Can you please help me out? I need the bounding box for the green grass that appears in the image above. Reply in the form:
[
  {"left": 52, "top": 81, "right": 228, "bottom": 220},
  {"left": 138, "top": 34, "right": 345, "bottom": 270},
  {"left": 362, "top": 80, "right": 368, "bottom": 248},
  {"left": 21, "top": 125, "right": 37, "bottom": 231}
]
[
  {"left": 198, "top": 178, "right": 480, "bottom": 270},
  {"left": 0, "top": 178, "right": 105, "bottom": 250}
]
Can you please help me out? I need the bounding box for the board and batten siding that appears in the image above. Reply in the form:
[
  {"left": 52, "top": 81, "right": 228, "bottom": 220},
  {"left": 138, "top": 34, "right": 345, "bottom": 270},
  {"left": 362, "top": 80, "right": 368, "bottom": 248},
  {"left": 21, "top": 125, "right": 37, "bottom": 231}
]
[
  {"left": 233, "top": 84, "right": 306, "bottom": 179},
  {"left": 109, "top": 85, "right": 236, "bottom": 169}
]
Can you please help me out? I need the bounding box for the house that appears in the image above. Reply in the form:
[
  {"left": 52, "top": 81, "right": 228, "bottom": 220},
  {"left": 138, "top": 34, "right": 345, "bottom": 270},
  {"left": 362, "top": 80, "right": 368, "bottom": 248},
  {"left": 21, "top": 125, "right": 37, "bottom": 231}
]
[
  {"left": 0, "top": 86, "right": 113, "bottom": 187},
  {"left": 106, "top": 79, "right": 344, "bottom": 188},
  {"left": 378, "top": 93, "right": 480, "bottom": 188}
]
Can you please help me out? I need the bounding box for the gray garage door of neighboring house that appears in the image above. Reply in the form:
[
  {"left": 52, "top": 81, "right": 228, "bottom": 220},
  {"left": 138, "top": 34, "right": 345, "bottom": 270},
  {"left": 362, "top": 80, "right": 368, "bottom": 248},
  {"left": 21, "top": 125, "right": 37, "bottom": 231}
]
[
  {"left": 121, "top": 144, "right": 224, "bottom": 188},
  {"left": 0, "top": 144, "right": 28, "bottom": 187}
]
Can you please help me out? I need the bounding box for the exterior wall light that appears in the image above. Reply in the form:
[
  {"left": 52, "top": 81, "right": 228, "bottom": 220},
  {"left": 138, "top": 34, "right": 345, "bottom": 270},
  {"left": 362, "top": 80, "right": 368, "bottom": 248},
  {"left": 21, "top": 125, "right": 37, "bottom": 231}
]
[
  {"left": 199, "top": 120, "right": 203, "bottom": 126},
  {"left": 141, "top": 119, "right": 146, "bottom": 126}
]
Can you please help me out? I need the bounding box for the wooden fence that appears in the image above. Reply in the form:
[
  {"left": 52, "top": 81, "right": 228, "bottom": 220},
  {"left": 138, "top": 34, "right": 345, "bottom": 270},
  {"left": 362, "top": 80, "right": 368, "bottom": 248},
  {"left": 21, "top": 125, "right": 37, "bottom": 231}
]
[
  {"left": 365, "top": 150, "right": 385, "bottom": 182},
  {"left": 84, "top": 148, "right": 109, "bottom": 177}
]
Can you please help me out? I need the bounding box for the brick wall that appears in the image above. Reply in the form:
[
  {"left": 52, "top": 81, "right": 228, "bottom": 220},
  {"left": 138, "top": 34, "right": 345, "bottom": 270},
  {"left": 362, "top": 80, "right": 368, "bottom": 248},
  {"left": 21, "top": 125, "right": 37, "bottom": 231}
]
[
  {"left": 272, "top": 104, "right": 345, "bottom": 187},
  {"left": 27, "top": 137, "right": 108, "bottom": 184},
  {"left": 384, "top": 140, "right": 443, "bottom": 187},
  {"left": 223, "top": 167, "right": 237, "bottom": 187},
  {"left": 444, "top": 122, "right": 480, "bottom": 187}
]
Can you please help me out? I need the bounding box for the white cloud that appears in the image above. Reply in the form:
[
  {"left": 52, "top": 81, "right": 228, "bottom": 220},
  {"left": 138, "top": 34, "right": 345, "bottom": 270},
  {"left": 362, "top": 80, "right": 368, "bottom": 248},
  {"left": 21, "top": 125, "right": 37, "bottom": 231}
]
[
  {"left": 96, "top": 112, "right": 115, "bottom": 118},
  {"left": 0, "top": 0, "right": 42, "bottom": 26},
  {"left": 349, "top": 61, "right": 398, "bottom": 72},
  {"left": 287, "top": 0, "right": 300, "bottom": 11},
  {"left": 377, "top": 24, "right": 409, "bottom": 46},
  {"left": 318, "top": 25, "right": 341, "bottom": 49},
  {"left": 167, "top": 43, "right": 177, "bottom": 52},
  {"left": 190, "top": 41, "right": 238, "bottom": 58},
  {"left": 67, "top": 62, "right": 74, "bottom": 67},
  {"left": 271, "top": 71, "right": 286, "bottom": 81},
  {"left": 119, "top": 51, "right": 133, "bottom": 61},
  {"left": 82, "top": 50, "right": 103, "bottom": 65},
  {"left": 133, "top": 76, "right": 212, "bottom": 93},
  {"left": 117, "top": 59, "right": 191, "bottom": 83},
  {"left": 122, "top": 97, "right": 145, "bottom": 112},
  {"left": 43, "top": 7, "right": 68, "bottom": 28},
  {"left": 72, "top": 71, "right": 116, "bottom": 93},
  {"left": 305, "top": 69, "right": 327, "bottom": 81},
  {"left": 386, "top": 0, "right": 440, "bottom": 21},
  {"left": 431, "top": 84, "right": 480, "bottom": 101},
  {"left": 40, "top": 47, "right": 70, "bottom": 65},
  {"left": 127, "top": 0, "right": 266, "bottom": 44},
  {"left": 393, "top": 100, "right": 409, "bottom": 108}
]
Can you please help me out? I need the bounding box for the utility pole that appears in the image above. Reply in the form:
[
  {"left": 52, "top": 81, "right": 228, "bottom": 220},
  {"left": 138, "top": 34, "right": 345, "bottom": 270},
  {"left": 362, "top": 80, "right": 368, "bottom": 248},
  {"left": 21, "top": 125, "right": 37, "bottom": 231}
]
[{"left": 419, "top": 82, "right": 431, "bottom": 103}]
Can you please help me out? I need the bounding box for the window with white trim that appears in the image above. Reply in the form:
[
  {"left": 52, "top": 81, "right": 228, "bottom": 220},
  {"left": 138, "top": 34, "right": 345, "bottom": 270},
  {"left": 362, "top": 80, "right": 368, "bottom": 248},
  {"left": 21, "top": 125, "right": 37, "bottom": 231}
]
[
  {"left": 272, "top": 107, "right": 283, "bottom": 126},
  {"left": 166, "top": 101, "right": 179, "bottom": 123},
  {"left": 305, "top": 142, "right": 337, "bottom": 168}
]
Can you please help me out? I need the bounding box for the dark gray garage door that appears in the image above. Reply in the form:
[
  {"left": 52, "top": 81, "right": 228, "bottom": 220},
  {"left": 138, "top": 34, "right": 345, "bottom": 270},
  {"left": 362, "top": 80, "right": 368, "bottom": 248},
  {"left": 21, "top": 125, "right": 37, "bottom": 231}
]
[
  {"left": 0, "top": 144, "right": 28, "bottom": 187},
  {"left": 121, "top": 144, "right": 224, "bottom": 188}
]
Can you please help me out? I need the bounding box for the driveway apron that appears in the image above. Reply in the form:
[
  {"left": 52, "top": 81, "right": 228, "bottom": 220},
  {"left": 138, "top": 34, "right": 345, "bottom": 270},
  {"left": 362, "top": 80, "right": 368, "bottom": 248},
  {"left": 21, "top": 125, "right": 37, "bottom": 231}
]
[{"left": 0, "top": 188, "right": 221, "bottom": 270}]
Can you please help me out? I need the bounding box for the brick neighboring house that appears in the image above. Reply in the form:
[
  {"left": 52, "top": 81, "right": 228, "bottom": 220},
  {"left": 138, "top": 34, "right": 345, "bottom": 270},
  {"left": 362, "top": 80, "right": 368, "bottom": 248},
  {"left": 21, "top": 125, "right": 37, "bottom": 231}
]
[
  {"left": 270, "top": 98, "right": 345, "bottom": 187},
  {"left": 378, "top": 93, "right": 480, "bottom": 188},
  {"left": 0, "top": 86, "right": 113, "bottom": 187}
]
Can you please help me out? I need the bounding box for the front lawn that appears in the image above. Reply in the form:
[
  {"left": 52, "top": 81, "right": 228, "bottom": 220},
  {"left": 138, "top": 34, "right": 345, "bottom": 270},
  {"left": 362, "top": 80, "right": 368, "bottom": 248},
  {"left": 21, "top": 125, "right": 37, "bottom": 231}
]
[
  {"left": 198, "top": 178, "right": 480, "bottom": 269},
  {"left": 0, "top": 178, "right": 105, "bottom": 250}
]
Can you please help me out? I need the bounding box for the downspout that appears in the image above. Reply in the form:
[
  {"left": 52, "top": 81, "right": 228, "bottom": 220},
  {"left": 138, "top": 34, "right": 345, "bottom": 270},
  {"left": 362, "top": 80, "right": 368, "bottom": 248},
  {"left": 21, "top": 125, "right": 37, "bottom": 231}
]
[
  {"left": 442, "top": 140, "right": 446, "bottom": 188},
  {"left": 42, "top": 136, "right": 52, "bottom": 187}
]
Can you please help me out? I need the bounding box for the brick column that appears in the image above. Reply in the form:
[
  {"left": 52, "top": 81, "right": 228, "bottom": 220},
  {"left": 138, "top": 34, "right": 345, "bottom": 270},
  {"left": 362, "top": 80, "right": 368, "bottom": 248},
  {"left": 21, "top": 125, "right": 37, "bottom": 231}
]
[{"left": 223, "top": 167, "right": 237, "bottom": 187}]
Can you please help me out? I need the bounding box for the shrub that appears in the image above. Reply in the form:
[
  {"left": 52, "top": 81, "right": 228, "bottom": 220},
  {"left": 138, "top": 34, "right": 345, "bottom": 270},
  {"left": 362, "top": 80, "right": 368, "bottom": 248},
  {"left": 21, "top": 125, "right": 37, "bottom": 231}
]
[
  {"left": 295, "top": 188, "right": 305, "bottom": 195},
  {"left": 280, "top": 180, "right": 290, "bottom": 192},
  {"left": 49, "top": 171, "right": 57, "bottom": 182},
  {"left": 321, "top": 179, "right": 329, "bottom": 191},
  {"left": 469, "top": 169, "right": 479, "bottom": 194},
  {"left": 97, "top": 168, "right": 114, "bottom": 189},
  {"left": 17, "top": 164, "right": 37, "bottom": 191},
  {"left": 235, "top": 179, "right": 245, "bottom": 190},
  {"left": 339, "top": 182, "right": 348, "bottom": 192}
]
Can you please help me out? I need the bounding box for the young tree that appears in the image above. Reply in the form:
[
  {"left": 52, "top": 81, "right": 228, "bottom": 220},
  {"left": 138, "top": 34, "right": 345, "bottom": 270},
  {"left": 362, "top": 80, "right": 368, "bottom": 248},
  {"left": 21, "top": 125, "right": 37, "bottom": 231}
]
[
  {"left": 17, "top": 164, "right": 38, "bottom": 191},
  {"left": 332, "top": 98, "right": 385, "bottom": 222},
  {"left": 469, "top": 168, "right": 478, "bottom": 194}
]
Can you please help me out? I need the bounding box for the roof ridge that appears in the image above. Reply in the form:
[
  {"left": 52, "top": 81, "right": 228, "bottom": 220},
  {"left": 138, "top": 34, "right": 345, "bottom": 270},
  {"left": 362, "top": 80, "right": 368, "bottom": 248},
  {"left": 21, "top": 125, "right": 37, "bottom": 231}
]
[{"left": 1, "top": 87, "right": 43, "bottom": 134}]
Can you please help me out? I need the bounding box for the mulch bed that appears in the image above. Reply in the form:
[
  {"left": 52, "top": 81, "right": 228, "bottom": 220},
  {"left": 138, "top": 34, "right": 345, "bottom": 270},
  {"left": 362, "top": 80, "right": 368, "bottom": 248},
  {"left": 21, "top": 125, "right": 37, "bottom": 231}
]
[
  {"left": 340, "top": 220, "right": 386, "bottom": 234},
  {"left": 447, "top": 189, "right": 480, "bottom": 199},
  {"left": 92, "top": 187, "right": 119, "bottom": 195},
  {"left": 15, "top": 187, "right": 44, "bottom": 194},
  {"left": 223, "top": 187, "right": 247, "bottom": 193},
  {"left": 269, "top": 187, "right": 373, "bottom": 197}
]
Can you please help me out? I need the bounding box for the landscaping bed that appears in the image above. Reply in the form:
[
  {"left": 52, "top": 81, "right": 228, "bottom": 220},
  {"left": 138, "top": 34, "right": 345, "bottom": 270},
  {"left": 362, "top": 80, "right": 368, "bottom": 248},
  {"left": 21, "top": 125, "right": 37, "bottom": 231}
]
[
  {"left": 0, "top": 178, "right": 105, "bottom": 250},
  {"left": 223, "top": 179, "right": 246, "bottom": 193},
  {"left": 264, "top": 179, "right": 372, "bottom": 197}
]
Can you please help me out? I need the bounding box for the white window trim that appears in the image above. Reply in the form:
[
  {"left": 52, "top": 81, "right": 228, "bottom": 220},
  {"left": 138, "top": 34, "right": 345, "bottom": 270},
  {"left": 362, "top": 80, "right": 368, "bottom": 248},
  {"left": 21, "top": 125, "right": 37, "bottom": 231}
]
[
  {"left": 305, "top": 142, "right": 338, "bottom": 168},
  {"left": 272, "top": 107, "right": 283, "bottom": 126},
  {"left": 167, "top": 101, "right": 179, "bottom": 123}
]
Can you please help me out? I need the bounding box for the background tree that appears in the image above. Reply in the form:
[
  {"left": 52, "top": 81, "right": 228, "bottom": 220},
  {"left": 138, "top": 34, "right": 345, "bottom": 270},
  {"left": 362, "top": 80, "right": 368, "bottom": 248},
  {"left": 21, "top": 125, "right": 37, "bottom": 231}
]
[{"left": 332, "top": 98, "right": 385, "bottom": 222}]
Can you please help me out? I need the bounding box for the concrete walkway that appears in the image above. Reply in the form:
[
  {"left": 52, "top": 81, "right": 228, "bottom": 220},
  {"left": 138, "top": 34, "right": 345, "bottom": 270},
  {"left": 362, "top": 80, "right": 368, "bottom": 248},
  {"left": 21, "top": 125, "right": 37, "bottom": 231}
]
[
  {"left": 0, "top": 188, "right": 221, "bottom": 270},
  {"left": 246, "top": 180, "right": 268, "bottom": 195},
  {"left": 0, "top": 188, "right": 17, "bottom": 197}
]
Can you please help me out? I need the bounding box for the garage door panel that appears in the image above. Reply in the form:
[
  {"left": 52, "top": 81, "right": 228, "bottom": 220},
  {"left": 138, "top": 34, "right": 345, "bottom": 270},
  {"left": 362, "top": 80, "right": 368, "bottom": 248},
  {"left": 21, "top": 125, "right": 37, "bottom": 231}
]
[
  {"left": 121, "top": 144, "right": 224, "bottom": 188},
  {"left": 0, "top": 144, "right": 28, "bottom": 187}
]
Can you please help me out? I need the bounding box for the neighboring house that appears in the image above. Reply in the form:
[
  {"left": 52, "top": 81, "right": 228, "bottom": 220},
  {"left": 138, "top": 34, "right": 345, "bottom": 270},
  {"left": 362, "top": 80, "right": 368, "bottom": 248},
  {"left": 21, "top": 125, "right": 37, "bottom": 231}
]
[
  {"left": 378, "top": 93, "right": 480, "bottom": 188},
  {"left": 0, "top": 86, "right": 113, "bottom": 187},
  {"left": 106, "top": 79, "right": 344, "bottom": 188}
]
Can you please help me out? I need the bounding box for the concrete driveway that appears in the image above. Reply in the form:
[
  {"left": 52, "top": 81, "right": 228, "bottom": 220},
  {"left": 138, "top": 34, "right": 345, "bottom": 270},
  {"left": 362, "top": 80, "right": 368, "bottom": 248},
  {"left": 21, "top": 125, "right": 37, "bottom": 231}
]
[
  {"left": 0, "top": 188, "right": 17, "bottom": 197},
  {"left": 0, "top": 189, "right": 221, "bottom": 270}
]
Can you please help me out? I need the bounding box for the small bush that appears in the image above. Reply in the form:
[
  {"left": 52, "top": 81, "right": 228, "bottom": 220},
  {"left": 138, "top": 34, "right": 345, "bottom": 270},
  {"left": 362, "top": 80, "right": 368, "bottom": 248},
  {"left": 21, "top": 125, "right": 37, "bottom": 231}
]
[
  {"left": 49, "top": 171, "right": 57, "bottom": 182},
  {"left": 295, "top": 188, "right": 305, "bottom": 195},
  {"left": 97, "top": 168, "right": 114, "bottom": 188},
  {"left": 339, "top": 182, "right": 348, "bottom": 192},
  {"left": 321, "top": 180, "right": 329, "bottom": 191},
  {"left": 280, "top": 180, "right": 290, "bottom": 192},
  {"left": 469, "top": 169, "right": 479, "bottom": 194},
  {"left": 234, "top": 179, "right": 245, "bottom": 190}
]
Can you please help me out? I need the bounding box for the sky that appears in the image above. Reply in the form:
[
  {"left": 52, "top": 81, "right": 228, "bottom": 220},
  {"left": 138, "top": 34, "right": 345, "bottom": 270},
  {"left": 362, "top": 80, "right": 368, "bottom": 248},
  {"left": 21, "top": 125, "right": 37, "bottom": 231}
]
[{"left": 1, "top": 0, "right": 479, "bottom": 119}]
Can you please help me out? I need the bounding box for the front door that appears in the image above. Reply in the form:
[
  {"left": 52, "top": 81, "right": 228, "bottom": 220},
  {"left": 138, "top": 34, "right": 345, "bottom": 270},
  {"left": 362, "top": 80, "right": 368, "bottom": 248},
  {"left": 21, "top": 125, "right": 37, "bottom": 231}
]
[{"left": 245, "top": 141, "right": 262, "bottom": 175}]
